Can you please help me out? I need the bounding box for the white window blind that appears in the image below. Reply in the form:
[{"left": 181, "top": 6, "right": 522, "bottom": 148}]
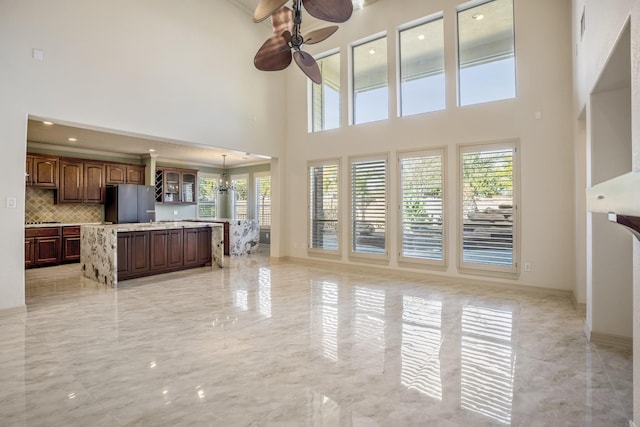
[
  {"left": 255, "top": 174, "right": 271, "bottom": 227},
  {"left": 460, "top": 144, "right": 516, "bottom": 271},
  {"left": 309, "top": 162, "right": 339, "bottom": 251},
  {"left": 232, "top": 174, "right": 248, "bottom": 220},
  {"left": 399, "top": 150, "right": 445, "bottom": 264},
  {"left": 351, "top": 157, "right": 387, "bottom": 255}
]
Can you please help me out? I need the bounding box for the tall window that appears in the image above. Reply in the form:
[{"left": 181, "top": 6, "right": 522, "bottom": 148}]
[
  {"left": 198, "top": 173, "right": 219, "bottom": 218},
  {"left": 312, "top": 52, "right": 340, "bottom": 132},
  {"left": 459, "top": 142, "right": 518, "bottom": 273},
  {"left": 399, "top": 16, "right": 445, "bottom": 116},
  {"left": 309, "top": 161, "right": 340, "bottom": 252},
  {"left": 457, "top": 0, "right": 515, "bottom": 106},
  {"left": 350, "top": 155, "right": 387, "bottom": 256},
  {"left": 231, "top": 174, "right": 248, "bottom": 219},
  {"left": 353, "top": 36, "right": 388, "bottom": 124},
  {"left": 399, "top": 149, "right": 445, "bottom": 265},
  {"left": 255, "top": 173, "right": 271, "bottom": 227}
]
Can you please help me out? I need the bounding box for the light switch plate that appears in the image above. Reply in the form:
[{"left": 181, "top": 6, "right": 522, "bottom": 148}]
[{"left": 6, "top": 197, "right": 17, "bottom": 208}]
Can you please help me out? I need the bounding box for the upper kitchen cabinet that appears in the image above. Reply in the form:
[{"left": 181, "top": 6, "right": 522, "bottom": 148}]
[
  {"left": 26, "top": 154, "right": 58, "bottom": 188},
  {"left": 57, "top": 158, "right": 105, "bottom": 204},
  {"left": 155, "top": 167, "right": 197, "bottom": 204},
  {"left": 106, "top": 163, "right": 145, "bottom": 185}
]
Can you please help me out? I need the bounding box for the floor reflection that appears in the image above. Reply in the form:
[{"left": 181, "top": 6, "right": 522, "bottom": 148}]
[
  {"left": 461, "top": 305, "right": 515, "bottom": 424},
  {"left": 353, "top": 287, "right": 386, "bottom": 375},
  {"left": 401, "top": 296, "right": 443, "bottom": 400}
]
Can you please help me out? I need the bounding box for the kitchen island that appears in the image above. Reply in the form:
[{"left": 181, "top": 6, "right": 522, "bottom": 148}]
[{"left": 80, "top": 221, "right": 224, "bottom": 287}]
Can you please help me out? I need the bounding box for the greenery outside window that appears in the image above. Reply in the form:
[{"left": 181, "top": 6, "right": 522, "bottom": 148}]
[
  {"left": 198, "top": 173, "right": 220, "bottom": 218},
  {"left": 399, "top": 149, "right": 446, "bottom": 266},
  {"left": 459, "top": 141, "right": 518, "bottom": 275},
  {"left": 231, "top": 174, "right": 248, "bottom": 219}
]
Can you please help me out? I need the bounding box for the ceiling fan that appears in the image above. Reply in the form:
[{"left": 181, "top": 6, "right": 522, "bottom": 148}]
[{"left": 253, "top": 0, "right": 353, "bottom": 84}]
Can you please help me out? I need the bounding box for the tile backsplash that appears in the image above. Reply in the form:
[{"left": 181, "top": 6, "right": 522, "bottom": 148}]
[{"left": 25, "top": 187, "right": 103, "bottom": 223}]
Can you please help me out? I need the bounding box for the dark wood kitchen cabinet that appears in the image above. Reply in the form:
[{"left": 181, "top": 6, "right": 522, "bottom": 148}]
[
  {"left": 118, "top": 231, "right": 150, "bottom": 280},
  {"left": 25, "top": 227, "right": 61, "bottom": 268},
  {"left": 58, "top": 159, "right": 105, "bottom": 203},
  {"left": 26, "top": 154, "right": 58, "bottom": 188},
  {"left": 83, "top": 162, "right": 105, "bottom": 203},
  {"left": 106, "top": 163, "right": 145, "bottom": 185},
  {"left": 61, "top": 226, "right": 81, "bottom": 263},
  {"left": 155, "top": 167, "right": 197, "bottom": 204},
  {"left": 183, "top": 227, "right": 212, "bottom": 267},
  {"left": 150, "top": 229, "right": 184, "bottom": 271},
  {"left": 117, "top": 227, "right": 211, "bottom": 281}
]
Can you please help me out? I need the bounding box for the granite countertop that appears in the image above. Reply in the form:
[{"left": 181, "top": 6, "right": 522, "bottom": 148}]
[{"left": 82, "top": 221, "right": 224, "bottom": 232}]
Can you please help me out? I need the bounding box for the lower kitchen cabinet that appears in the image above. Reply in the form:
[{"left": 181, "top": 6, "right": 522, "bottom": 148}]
[
  {"left": 117, "top": 227, "right": 211, "bottom": 281},
  {"left": 118, "top": 231, "right": 150, "bottom": 280},
  {"left": 25, "top": 227, "right": 61, "bottom": 268},
  {"left": 62, "top": 226, "right": 81, "bottom": 262}
]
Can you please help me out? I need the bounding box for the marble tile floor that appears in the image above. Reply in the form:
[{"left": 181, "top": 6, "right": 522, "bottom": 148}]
[{"left": 2, "top": 253, "right": 632, "bottom": 426}]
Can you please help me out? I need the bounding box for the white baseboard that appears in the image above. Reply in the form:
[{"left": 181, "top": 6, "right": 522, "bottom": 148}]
[{"left": 590, "top": 331, "right": 633, "bottom": 353}]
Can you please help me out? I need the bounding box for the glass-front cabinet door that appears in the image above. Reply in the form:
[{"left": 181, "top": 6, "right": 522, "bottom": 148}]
[
  {"left": 164, "top": 170, "right": 180, "bottom": 203},
  {"left": 181, "top": 172, "right": 196, "bottom": 204}
]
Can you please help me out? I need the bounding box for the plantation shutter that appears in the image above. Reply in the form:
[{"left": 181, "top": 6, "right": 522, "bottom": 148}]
[
  {"left": 400, "top": 150, "right": 445, "bottom": 264},
  {"left": 460, "top": 145, "right": 516, "bottom": 270},
  {"left": 351, "top": 157, "right": 387, "bottom": 255},
  {"left": 309, "top": 162, "right": 339, "bottom": 251}
]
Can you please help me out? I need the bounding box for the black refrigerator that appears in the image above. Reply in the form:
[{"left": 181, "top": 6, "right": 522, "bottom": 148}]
[{"left": 104, "top": 184, "right": 156, "bottom": 224}]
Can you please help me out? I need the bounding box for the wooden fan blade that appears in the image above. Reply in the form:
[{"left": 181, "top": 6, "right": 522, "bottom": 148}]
[
  {"left": 271, "top": 6, "right": 294, "bottom": 36},
  {"left": 304, "top": 26, "right": 338, "bottom": 45},
  {"left": 302, "top": 0, "right": 353, "bottom": 23},
  {"left": 254, "top": 35, "right": 292, "bottom": 71},
  {"left": 253, "top": 0, "right": 288, "bottom": 23},
  {"left": 293, "top": 51, "right": 322, "bottom": 84}
]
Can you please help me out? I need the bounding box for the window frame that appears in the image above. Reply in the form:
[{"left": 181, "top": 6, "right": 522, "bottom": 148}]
[
  {"left": 397, "top": 147, "right": 447, "bottom": 269},
  {"left": 308, "top": 158, "right": 342, "bottom": 257},
  {"left": 310, "top": 49, "right": 341, "bottom": 133},
  {"left": 349, "top": 153, "right": 389, "bottom": 262},
  {"left": 457, "top": 140, "right": 520, "bottom": 277},
  {"left": 254, "top": 171, "right": 271, "bottom": 229},
  {"left": 456, "top": 0, "right": 517, "bottom": 107},
  {"left": 397, "top": 13, "right": 446, "bottom": 117},
  {"left": 197, "top": 172, "right": 220, "bottom": 219},
  {"left": 350, "top": 32, "right": 389, "bottom": 126},
  {"left": 230, "top": 173, "right": 249, "bottom": 220}
]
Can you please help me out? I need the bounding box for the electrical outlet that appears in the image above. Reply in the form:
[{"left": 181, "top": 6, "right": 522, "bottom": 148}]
[
  {"left": 524, "top": 262, "right": 532, "bottom": 272},
  {"left": 173, "top": 210, "right": 178, "bottom": 215}
]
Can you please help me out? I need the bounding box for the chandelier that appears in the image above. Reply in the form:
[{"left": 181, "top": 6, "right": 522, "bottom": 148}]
[{"left": 217, "top": 154, "right": 237, "bottom": 194}]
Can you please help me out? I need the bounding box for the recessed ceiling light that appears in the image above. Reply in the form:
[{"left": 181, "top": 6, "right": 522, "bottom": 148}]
[
  {"left": 369, "top": 48, "right": 376, "bottom": 55},
  {"left": 42, "top": 121, "right": 53, "bottom": 126},
  {"left": 472, "top": 13, "right": 484, "bottom": 20},
  {"left": 68, "top": 137, "right": 77, "bottom": 142},
  {"left": 418, "top": 34, "right": 425, "bottom": 40},
  {"left": 148, "top": 148, "right": 156, "bottom": 152}
]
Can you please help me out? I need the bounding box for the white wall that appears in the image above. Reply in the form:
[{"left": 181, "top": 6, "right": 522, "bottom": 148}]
[
  {"left": 0, "top": 0, "right": 287, "bottom": 310},
  {"left": 572, "top": 0, "right": 640, "bottom": 421},
  {"left": 283, "top": 0, "right": 576, "bottom": 291}
]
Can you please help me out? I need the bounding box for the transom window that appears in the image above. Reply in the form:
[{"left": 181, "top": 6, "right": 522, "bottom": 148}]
[
  {"left": 457, "top": 0, "right": 516, "bottom": 106},
  {"left": 352, "top": 36, "right": 388, "bottom": 125},
  {"left": 312, "top": 52, "right": 341, "bottom": 132},
  {"left": 399, "top": 16, "right": 446, "bottom": 116}
]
